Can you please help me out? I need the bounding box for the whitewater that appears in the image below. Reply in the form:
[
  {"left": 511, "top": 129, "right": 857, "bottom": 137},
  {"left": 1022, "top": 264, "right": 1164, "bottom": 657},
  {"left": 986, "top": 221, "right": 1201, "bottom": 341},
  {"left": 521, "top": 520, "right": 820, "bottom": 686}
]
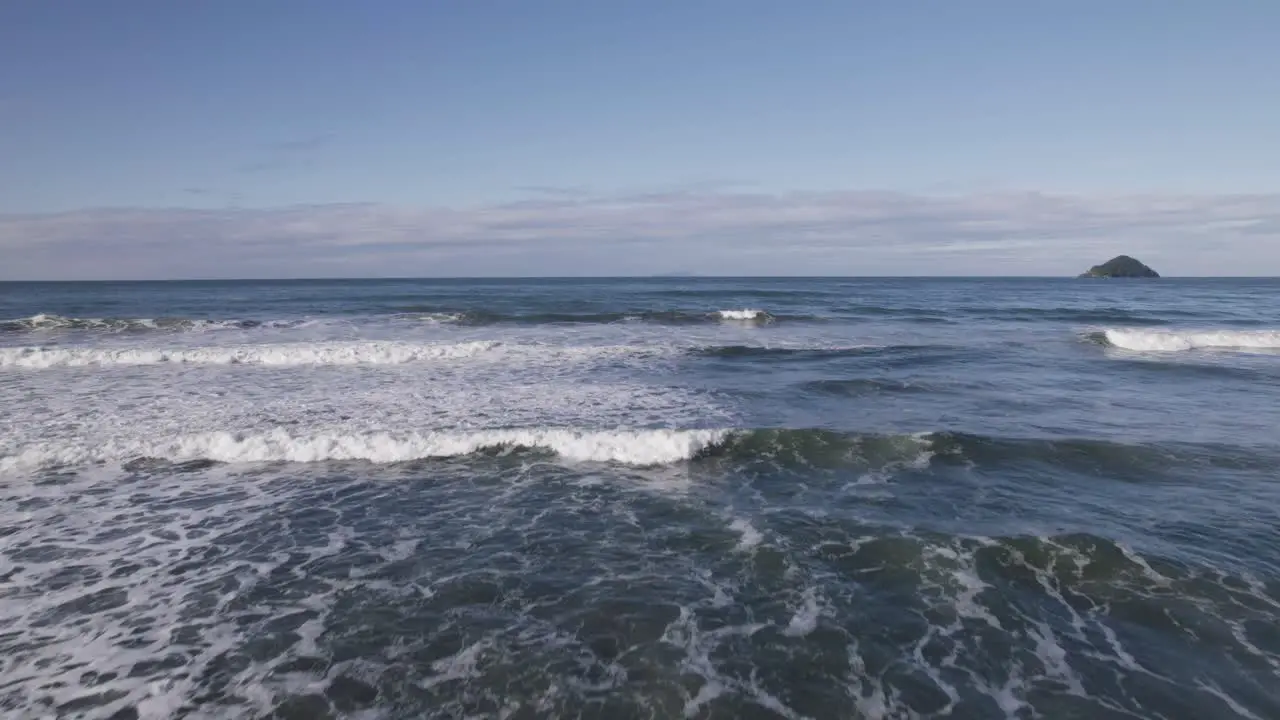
[
  {"left": 1, "top": 427, "right": 735, "bottom": 470},
  {"left": 1, "top": 277, "right": 1278, "bottom": 720},
  {"left": 1102, "top": 327, "right": 1280, "bottom": 352}
]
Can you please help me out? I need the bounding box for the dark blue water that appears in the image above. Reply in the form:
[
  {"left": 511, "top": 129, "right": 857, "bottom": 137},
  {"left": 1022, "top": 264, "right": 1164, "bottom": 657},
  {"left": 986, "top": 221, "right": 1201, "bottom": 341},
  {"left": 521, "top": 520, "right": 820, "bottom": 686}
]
[{"left": 1, "top": 278, "right": 1278, "bottom": 719}]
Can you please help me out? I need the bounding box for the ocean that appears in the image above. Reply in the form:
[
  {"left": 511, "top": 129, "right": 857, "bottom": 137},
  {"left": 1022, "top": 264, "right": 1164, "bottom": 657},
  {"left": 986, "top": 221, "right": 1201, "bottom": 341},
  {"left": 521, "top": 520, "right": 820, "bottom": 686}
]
[{"left": 1, "top": 277, "right": 1278, "bottom": 719}]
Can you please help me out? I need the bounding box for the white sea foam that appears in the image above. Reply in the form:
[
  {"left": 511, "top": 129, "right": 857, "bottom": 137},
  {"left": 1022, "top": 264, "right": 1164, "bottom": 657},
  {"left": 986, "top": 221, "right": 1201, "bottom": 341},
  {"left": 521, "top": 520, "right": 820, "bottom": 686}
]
[
  {"left": 401, "top": 312, "right": 466, "bottom": 324},
  {"left": 0, "top": 339, "right": 687, "bottom": 369},
  {"left": 0, "top": 341, "right": 501, "bottom": 368},
  {"left": 783, "top": 588, "right": 823, "bottom": 637},
  {"left": 0, "top": 428, "right": 733, "bottom": 471},
  {"left": 1103, "top": 328, "right": 1280, "bottom": 352},
  {"left": 0, "top": 313, "right": 311, "bottom": 333},
  {"left": 729, "top": 517, "right": 764, "bottom": 552},
  {"left": 716, "top": 309, "right": 771, "bottom": 321}
]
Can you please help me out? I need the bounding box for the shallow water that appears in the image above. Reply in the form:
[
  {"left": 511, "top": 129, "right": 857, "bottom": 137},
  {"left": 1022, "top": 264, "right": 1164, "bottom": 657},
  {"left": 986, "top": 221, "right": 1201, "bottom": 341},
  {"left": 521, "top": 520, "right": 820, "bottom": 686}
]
[{"left": 1, "top": 278, "right": 1278, "bottom": 719}]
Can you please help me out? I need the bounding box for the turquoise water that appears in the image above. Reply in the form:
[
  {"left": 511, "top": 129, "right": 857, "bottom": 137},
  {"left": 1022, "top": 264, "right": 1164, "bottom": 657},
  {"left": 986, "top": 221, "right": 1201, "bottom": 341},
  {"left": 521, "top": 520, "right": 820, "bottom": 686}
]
[{"left": 1, "top": 278, "right": 1278, "bottom": 718}]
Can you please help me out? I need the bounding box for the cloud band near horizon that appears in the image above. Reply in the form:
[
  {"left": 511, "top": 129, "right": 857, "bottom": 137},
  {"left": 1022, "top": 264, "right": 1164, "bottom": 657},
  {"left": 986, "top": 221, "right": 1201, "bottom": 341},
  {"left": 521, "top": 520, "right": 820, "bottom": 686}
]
[{"left": 2, "top": 190, "right": 1278, "bottom": 280}]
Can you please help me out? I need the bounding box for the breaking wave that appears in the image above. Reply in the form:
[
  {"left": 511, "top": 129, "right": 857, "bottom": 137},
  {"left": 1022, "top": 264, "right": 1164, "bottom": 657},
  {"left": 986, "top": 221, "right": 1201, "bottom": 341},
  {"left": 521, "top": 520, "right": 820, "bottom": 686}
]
[
  {"left": 5, "top": 427, "right": 1265, "bottom": 476},
  {"left": 1100, "top": 328, "right": 1280, "bottom": 352},
  {"left": 398, "top": 311, "right": 468, "bottom": 324},
  {"left": 0, "top": 313, "right": 310, "bottom": 334},
  {"left": 0, "top": 341, "right": 504, "bottom": 368},
  {"left": 1, "top": 428, "right": 732, "bottom": 470},
  {"left": 0, "top": 339, "right": 924, "bottom": 369},
  {"left": 715, "top": 309, "right": 772, "bottom": 322}
]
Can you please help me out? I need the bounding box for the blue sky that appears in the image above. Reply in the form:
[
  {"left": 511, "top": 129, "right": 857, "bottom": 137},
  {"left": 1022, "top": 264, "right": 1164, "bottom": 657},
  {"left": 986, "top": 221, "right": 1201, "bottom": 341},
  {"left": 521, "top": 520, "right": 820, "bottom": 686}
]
[{"left": 2, "top": 1, "right": 1278, "bottom": 278}]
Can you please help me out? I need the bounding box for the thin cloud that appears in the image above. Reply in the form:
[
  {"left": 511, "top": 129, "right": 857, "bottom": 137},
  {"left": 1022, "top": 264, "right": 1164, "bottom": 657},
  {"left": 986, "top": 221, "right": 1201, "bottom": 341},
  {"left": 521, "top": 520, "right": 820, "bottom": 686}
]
[
  {"left": 270, "top": 134, "right": 336, "bottom": 154},
  {"left": 1, "top": 190, "right": 1278, "bottom": 279},
  {"left": 514, "top": 185, "right": 592, "bottom": 198},
  {"left": 237, "top": 133, "right": 336, "bottom": 174}
]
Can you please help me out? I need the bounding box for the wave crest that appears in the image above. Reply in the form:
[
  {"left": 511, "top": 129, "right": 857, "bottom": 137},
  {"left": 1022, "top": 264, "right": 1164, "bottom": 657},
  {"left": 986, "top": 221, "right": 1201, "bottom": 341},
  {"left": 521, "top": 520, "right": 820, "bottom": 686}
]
[
  {"left": 716, "top": 309, "right": 772, "bottom": 322},
  {"left": 2, "top": 427, "right": 1270, "bottom": 474},
  {"left": 1, "top": 428, "right": 732, "bottom": 470},
  {"left": 1102, "top": 328, "right": 1280, "bottom": 352}
]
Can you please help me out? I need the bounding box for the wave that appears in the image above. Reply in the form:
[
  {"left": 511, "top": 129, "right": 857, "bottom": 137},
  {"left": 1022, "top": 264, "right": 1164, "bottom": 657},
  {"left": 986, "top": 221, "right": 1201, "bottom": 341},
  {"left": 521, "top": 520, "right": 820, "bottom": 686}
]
[
  {"left": 991, "top": 307, "right": 1171, "bottom": 325},
  {"left": 0, "top": 313, "right": 310, "bottom": 334},
  {"left": 799, "top": 378, "right": 934, "bottom": 397},
  {"left": 943, "top": 433, "right": 1280, "bottom": 484},
  {"left": 398, "top": 311, "right": 469, "bottom": 325},
  {"left": 703, "top": 430, "right": 1275, "bottom": 479},
  {"left": 1106, "top": 356, "right": 1280, "bottom": 383},
  {"left": 5, "top": 308, "right": 794, "bottom": 332},
  {"left": 395, "top": 308, "right": 784, "bottom": 325},
  {"left": 0, "top": 428, "right": 733, "bottom": 470},
  {"left": 715, "top": 309, "right": 772, "bottom": 322},
  {"left": 696, "top": 344, "right": 951, "bottom": 362},
  {"left": 1099, "top": 328, "right": 1280, "bottom": 352},
  {"left": 6, "top": 427, "right": 1262, "bottom": 475},
  {"left": 0, "top": 341, "right": 504, "bottom": 368},
  {"left": 698, "top": 344, "right": 875, "bottom": 359},
  {"left": 0, "top": 338, "right": 926, "bottom": 370}
]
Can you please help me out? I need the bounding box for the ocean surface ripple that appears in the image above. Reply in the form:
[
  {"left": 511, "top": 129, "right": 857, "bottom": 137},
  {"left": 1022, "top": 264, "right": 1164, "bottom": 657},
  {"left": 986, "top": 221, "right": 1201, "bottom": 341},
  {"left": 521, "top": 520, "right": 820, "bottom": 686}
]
[{"left": 1, "top": 277, "right": 1278, "bottom": 719}]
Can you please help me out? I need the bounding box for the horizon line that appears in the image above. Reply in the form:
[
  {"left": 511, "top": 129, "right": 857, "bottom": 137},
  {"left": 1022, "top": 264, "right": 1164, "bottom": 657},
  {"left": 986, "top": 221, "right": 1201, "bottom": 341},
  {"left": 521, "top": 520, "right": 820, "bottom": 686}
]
[{"left": 3, "top": 275, "right": 1278, "bottom": 284}]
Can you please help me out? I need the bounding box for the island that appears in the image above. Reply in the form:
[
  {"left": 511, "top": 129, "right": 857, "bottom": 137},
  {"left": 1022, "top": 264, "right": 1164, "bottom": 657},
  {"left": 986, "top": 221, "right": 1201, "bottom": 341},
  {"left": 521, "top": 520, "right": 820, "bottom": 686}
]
[{"left": 1079, "top": 255, "right": 1160, "bottom": 278}]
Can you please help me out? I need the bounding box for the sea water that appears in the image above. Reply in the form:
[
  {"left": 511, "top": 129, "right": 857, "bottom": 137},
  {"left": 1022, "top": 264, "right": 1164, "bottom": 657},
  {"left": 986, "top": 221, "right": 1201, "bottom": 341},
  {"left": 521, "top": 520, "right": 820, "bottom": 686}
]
[{"left": 1, "top": 277, "right": 1278, "bottom": 719}]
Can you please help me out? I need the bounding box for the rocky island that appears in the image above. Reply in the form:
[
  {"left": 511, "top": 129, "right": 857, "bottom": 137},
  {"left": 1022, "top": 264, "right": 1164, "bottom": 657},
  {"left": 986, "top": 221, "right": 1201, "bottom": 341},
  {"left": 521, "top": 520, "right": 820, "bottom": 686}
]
[{"left": 1079, "top": 255, "right": 1160, "bottom": 278}]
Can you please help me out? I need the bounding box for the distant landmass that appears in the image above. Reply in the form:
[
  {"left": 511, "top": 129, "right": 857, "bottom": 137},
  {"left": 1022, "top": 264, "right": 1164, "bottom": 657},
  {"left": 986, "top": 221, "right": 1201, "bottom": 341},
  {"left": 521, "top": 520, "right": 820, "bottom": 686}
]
[{"left": 1079, "top": 256, "right": 1160, "bottom": 278}]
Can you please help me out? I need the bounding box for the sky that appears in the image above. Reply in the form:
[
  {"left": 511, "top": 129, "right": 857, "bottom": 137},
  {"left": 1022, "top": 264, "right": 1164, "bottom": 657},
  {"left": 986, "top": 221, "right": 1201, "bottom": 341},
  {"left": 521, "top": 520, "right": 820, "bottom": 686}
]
[{"left": 1, "top": 0, "right": 1278, "bottom": 278}]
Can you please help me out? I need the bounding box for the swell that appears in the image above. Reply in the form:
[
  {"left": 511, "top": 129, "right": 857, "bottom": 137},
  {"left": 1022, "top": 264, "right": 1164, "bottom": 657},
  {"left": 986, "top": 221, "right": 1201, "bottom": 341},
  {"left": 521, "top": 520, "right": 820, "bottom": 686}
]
[
  {"left": 636, "top": 287, "right": 832, "bottom": 299},
  {"left": 705, "top": 430, "right": 1280, "bottom": 483},
  {"left": 5, "top": 427, "right": 1271, "bottom": 475},
  {"left": 830, "top": 305, "right": 1180, "bottom": 325},
  {"left": 923, "top": 431, "right": 1277, "bottom": 477},
  {"left": 1105, "top": 356, "right": 1280, "bottom": 384},
  {"left": 961, "top": 306, "right": 1176, "bottom": 325},
  {"left": 695, "top": 343, "right": 971, "bottom": 369},
  {"left": 799, "top": 378, "right": 936, "bottom": 397},
  {"left": 696, "top": 343, "right": 936, "bottom": 358}
]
